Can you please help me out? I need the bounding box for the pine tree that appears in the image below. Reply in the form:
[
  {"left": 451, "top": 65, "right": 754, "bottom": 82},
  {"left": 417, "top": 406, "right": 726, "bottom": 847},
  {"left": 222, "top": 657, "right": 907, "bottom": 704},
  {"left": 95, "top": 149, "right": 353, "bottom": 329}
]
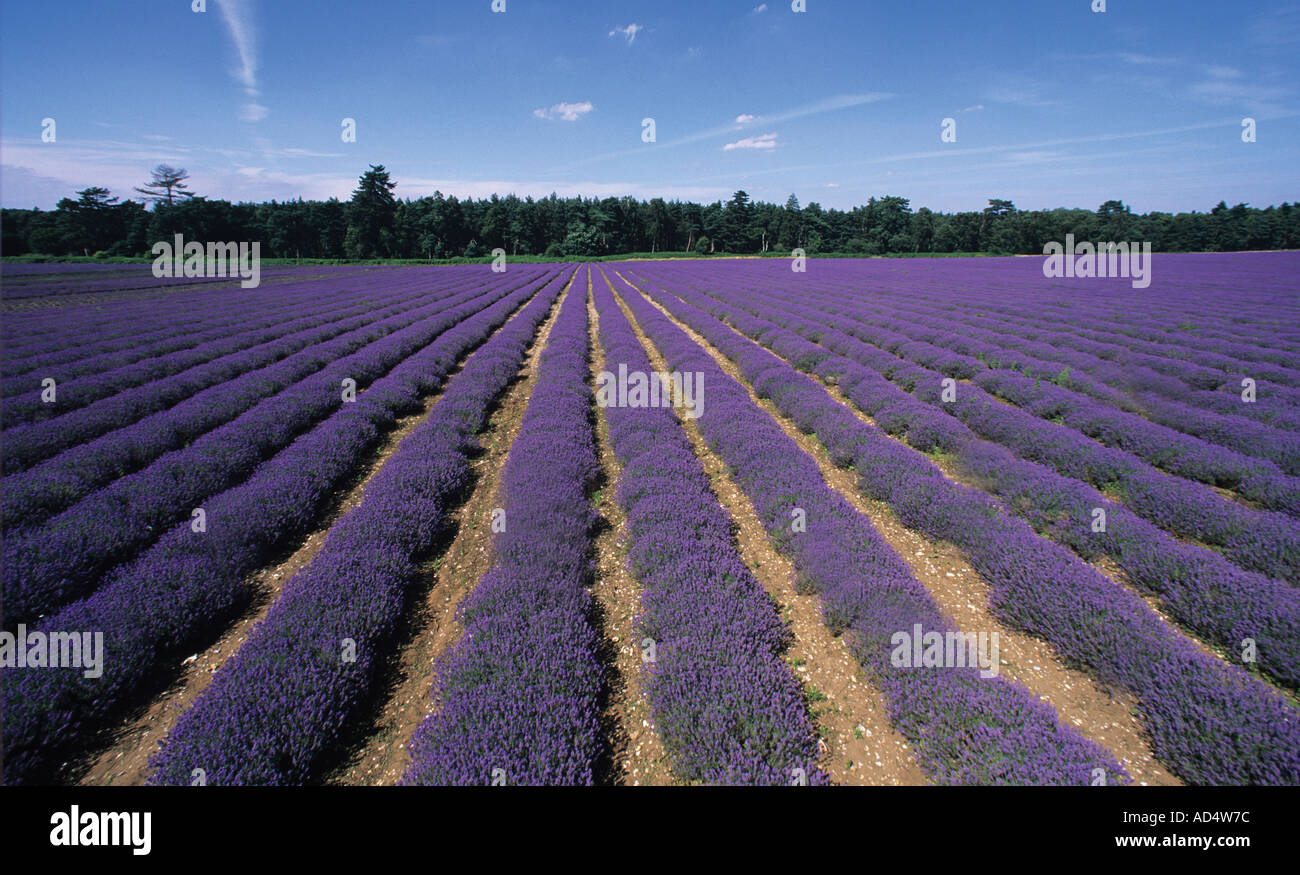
[
  {"left": 134, "top": 165, "right": 196, "bottom": 207},
  {"left": 345, "top": 165, "right": 398, "bottom": 259}
]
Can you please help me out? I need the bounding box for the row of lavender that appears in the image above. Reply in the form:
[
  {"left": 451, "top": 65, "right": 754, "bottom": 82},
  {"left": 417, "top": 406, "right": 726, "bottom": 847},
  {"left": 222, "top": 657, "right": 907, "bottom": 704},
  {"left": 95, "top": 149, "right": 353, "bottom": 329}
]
[
  {"left": 0, "top": 263, "right": 365, "bottom": 301},
  {"left": 149, "top": 265, "right": 822, "bottom": 785},
  {"left": 655, "top": 257, "right": 1300, "bottom": 429},
  {"left": 624, "top": 267, "right": 1300, "bottom": 784},
  {"left": 769, "top": 273, "right": 1300, "bottom": 510},
  {"left": 936, "top": 264, "right": 1300, "bottom": 375},
  {"left": 2, "top": 269, "right": 367, "bottom": 366},
  {"left": 816, "top": 283, "right": 1300, "bottom": 446},
  {"left": 637, "top": 269, "right": 1300, "bottom": 689},
  {"left": 811, "top": 259, "right": 1300, "bottom": 431},
  {"left": 650, "top": 263, "right": 1300, "bottom": 584},
  {"left": 783, "top": 281, "right": 1300, "bottom": 580},
  {"left": 3, "top": 280, "right": 354, "bottom": 385},
  {"left": 608, "top": 271, "right": 1126, "bottom": 784},
  {"left": 150, "top": 264, "right": 824, "bottom": 785},
  {"left": 824, "top": 253, "right": 1300, "bottom": 363},
  {"left": 1, "top": 273, "right": 488, "bottom": 501},
  {"left": 590, "top": 272, "right": 824, "bottom": 784},
  {"left": 402, "top": 268, "right": 604, "bottom": 784},
  {"left": 1, "top": 267, "right": 567, "bottom": 784},
  {"left": 4, "top": 273, "right": 412, "bottom": 399},
  {"left": 2, "top": 266, "right": 461, "bottom": 385},
  {"left": 1, "top": 270, "right": 469, "bottom": 426},
  {"left": 866, "top": 301, "right": 1300, "bottom": 475},
  {"left": 2, "top": 269, "right": 553, "bottom": 627},
  {"left": 147, "top": 268, "right": 571, "bottom": 784}
]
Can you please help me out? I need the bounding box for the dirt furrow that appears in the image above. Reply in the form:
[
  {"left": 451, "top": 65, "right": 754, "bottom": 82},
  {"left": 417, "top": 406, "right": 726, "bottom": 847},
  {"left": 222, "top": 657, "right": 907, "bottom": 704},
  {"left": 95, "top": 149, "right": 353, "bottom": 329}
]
[
  {"left": 606, "top": 269, "right": 928, "bottom": 787},
  {"left": 616, "top": 270, "right": 1178, "bottom": 787}
]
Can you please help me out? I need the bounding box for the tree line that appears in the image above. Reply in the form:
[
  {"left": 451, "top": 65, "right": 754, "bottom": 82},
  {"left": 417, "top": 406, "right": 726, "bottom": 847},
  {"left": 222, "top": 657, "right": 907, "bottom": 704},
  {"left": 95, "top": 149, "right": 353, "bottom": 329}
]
[{"left": 3, "top": 164, "right": 1297, "bottom": 260}]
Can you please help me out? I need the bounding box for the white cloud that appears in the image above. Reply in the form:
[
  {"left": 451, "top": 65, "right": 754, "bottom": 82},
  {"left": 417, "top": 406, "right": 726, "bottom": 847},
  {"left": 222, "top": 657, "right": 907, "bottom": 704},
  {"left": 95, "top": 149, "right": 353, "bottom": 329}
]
[
  {"left": 1205, "top": 65, "right": 1244, "bottom": 79},
  {"left": 397, "top": 177, "right": 728, "bottom": 203},
  {"left": 1249, "top": 4, "right": 1300, "bottom": 49},
  {"left": 960, "top": 104, "right": 984, "bottom": 113},
  {"left": 747, "top": 93, "right": 893, "bottom": 127},
  {"left": 753, "top": 3, "right": 768, "bottom": 12},
  {"left": 1, "top": 138, "right": 198, "bottom": 206},
  {"left": 214, "top": 0, "right": 265, "bottom": 121},
  {"left": 272, "top": 146, "right": 346, "bottom": 158},
  {"left": 723, "top": 132, "right": 780, "bottom": 151},
  {"left": 1189, "top": 76, "right": 1290, "bottom": 116},
  {"left": 1185, "top": 64, "right": 1292, "bottom": 116},
  {"left": 545, "top": 92, "right": 891, "bottom": 172},
  {"left": 1118, "top": 52, "right": 1178, "bottom": 65},
  {"left": 1051, "top": 51, "right": 1181, "bottom": 69},
  {"left": 0, "top": 131, "right": 734, "bottom": 209},
  {"left": 533, "top": 101, "right": 594, "bottom": 121},
  {"left": 1003, "top": 150, "right": 1063, "bottom": 164},
  {"left": 983, "top": 75, "right": 1055, "bottom": 107},
  {"left": 608, "top": 24, "right": 643, "bottom": 44},
  {"left": 734, "top": 113, "right": 757, "bottom": 124}
]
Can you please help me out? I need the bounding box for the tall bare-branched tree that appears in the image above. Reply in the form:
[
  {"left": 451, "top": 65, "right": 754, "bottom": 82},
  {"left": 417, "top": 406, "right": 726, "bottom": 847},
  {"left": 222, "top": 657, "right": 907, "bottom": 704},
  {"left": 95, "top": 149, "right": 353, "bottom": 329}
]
[{"left": 134, "top": 164, "right": 196, "bottom": 207}]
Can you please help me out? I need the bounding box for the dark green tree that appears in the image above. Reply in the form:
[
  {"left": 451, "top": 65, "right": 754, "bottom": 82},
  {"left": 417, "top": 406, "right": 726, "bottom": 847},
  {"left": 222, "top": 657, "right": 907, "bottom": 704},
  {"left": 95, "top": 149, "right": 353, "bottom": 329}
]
[{"left": 345, "top": 165, "right": 398, "bottom": 259}]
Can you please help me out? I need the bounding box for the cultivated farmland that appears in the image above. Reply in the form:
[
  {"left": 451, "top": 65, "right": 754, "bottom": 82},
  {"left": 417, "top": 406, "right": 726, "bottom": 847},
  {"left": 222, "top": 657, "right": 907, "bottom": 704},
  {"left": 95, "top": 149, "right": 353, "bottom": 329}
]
[{"left": 2, "top": 253, "right": 1297, "bottom": 786}]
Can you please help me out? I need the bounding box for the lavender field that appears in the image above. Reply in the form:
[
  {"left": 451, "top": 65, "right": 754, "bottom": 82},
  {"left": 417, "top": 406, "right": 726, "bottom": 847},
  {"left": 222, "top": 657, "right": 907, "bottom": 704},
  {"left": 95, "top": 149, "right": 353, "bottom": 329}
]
[{"left": 2, "top": 253, "right": 1298, "bottom": 787}]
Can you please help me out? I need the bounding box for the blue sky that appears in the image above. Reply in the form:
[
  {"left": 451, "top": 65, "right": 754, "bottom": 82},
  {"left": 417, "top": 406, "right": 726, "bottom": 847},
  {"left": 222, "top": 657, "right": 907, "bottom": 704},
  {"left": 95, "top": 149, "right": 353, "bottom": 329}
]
[{"left": 2, "top": 0, "right": 1297, "bottom": 212}]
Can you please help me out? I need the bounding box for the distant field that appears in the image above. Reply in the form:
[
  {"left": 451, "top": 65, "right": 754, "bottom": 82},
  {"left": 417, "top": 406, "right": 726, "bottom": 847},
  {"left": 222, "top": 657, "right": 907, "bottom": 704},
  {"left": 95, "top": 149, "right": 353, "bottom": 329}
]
[{"left": 2, "top": 253, "right": 1298, "bottom": 787}]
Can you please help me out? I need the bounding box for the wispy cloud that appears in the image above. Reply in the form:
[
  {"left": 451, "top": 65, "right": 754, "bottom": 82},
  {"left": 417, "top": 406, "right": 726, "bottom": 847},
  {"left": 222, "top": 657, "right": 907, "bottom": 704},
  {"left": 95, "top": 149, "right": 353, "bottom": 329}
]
[
  {"left": 608, "top": 24, "right": 643, "bottom": 44},
  {"left": 1188, "top": 64, "right": 1292, "bottom": 116},
  {"left": 0, "top": 131, "right": 360, "bottom": 208},
  {"left": 250, "top": 139, "right": 346, "bottom": 159},
  {"left": 960, "top": 104, "right": 984, "bottom": 113},
  {"left": 1205, "top": 64, "right": 1244, "bottom": 79},
  {"left": 533, "top": 101, "right": 594, "bottom": 122},
  {"left": 1249, "top": 3, "right": 1300, "bottom": 49},
  {"left": 1002, "top": 150, "right": 1063, "bottom": 165},
  {"left": 723, "top": 132, "right": 780, "bottom": 151},
  {"left": 214, "top": 0, "right": 264, "bottom": 122},
  {"left": 1, "top": 137, "right": 199, "bottom": 205},
  {"left": 734, "top": 113, "right": 757, "bottom": 124},
  {"left": 1057, "top": 51, "right": 1182, "bottom": 66},
  {"left": 1117, "top": 52, "right": 1180, "bottom": 65},
  {"left": 544, "top": 92, "right": 892, "bottom": 172},
  {"left": 271, "top": 146, "right": 346, "bottom": 158},
  {"left": 753, "top": 3, "right": 768, "bottom": 12},
  {"left": 665, "top": 115, "right": 1294, "bottom": 192},
  {"left": 753, "top": 93, "right": 894, "bottom": 126},
  {"left": 982, "top": 75, "right": 1055, "bottom": 107},
  {"left": 0, "top": 133, "right": 732, "bottom": 208}
]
